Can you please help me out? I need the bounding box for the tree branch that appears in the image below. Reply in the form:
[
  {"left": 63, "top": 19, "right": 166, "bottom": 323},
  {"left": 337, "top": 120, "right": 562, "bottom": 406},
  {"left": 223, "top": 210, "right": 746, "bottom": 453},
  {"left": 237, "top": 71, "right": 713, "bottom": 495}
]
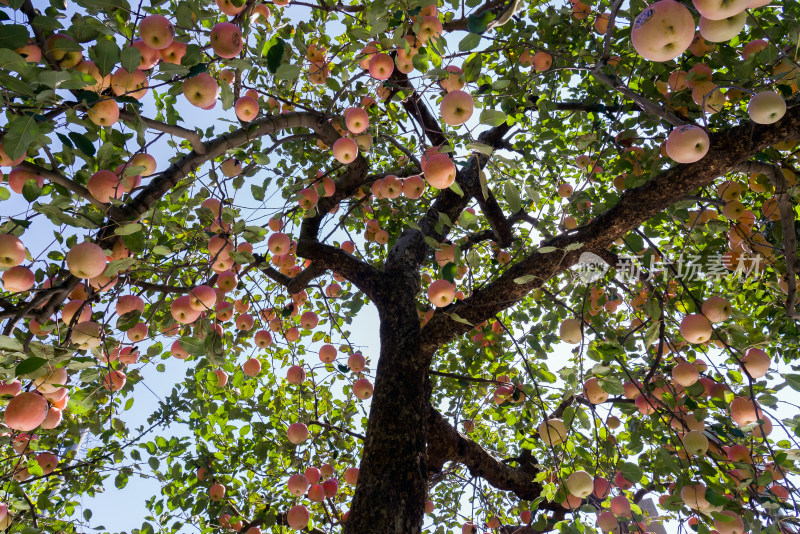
[
  {"left": 119, "top": 110, "right": 206, "bottom": 154},
  {"left": 18, "top": 161, "right": 109, "bottom": 210},
  {"left": 419, "top": 103, "right": 800, "bottom": 353}
]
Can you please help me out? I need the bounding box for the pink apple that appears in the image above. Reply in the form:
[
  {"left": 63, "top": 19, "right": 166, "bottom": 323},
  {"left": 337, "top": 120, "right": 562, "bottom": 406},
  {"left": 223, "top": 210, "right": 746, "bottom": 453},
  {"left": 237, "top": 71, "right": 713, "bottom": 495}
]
[
  {"left": 345, "top": 107, "right": 369, "bottom": 134},
  {"left": 87, "top": 98, "right": 120, "bottom": 127},
  {"left": 424, "top": 154, "right": 456, "bottom": 189},
  {"left": 693, "top": 0, "right": 750, "bottom": 20},
  {"left": 353, "top": 378, "right": 373, "bottom": 399},
  {"left": 286, "top": 505, "right": 309, "bottom": 530},
  {"left": 171, "top": 295, "right": 201, "bottom": 324},
  {"left": 631, "top": 0, "right": 695, "bottom": 62},
  {"left": 287, "top": 422, "right": 309, "bottom": 444},
  {"left": 235, "top": 95, "right": 259, "bottom": 121},
  {"left": 210, "top": 22, "right": 244, "bottom": 59},
  {"left": 368, "top": 53, "right": 394, "bottom": 80},
  {"left": 403, "top": 175, "right": 426, "bottom": 198},
  {"left": 111, "top": 68, "right": 148, "bottom": 99},
  {"left": 332, "top": 137, "right": 359, "bottom": 164},
  {"left": 347, "top": 352, "right": 366, "bottom": 372},
  {"left": 87, "top": 170, "right": 124, "bottom": 203},
  {"left": 131, "top": 39, "right": 161, "bottom": 70},
  {"left": 139, "top": 15, "right": 174, "bottom": 50},
  {"left": 8, "top": 167, "right": 43, "bottom": 194},
  {"left": 287, "top": 365, "right": 306, "bottom": 385},
  {"left": 0, "top": 234, "right": 25, "bottom": 268},
  {"left": 66, "top": 242, "right": 107, "bottom": 279},
  {"left": 748, "top": 91, "right": 786, "bottom": 124},
  {"left": 160, "top": 40, "right": 187, "bottom": 64},
  {"left": 254, "top": 330, "right": 273, "bottom": 348},
  {"left": 242, "top": 358, "right": 261, "bottom": 377},
  {"left": 428, "top": 279, "right": 455, "bottom": 307},
  {"left": 666, "top": 125, "right": 709, "bottom": 164},
  {"left": 440, "top": 90, "right": 474, "bottom": 126},
  {"left": 287, "top": 474, "right": 309, "bottom": 496},
  {"left": 183, "top": 73, "right": 219, "bottom": 109}
]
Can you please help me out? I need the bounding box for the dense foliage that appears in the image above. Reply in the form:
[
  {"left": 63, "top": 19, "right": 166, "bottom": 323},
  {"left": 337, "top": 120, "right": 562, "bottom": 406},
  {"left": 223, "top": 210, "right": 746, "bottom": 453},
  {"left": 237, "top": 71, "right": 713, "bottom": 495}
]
[{"left": 0, "top": 0, "right": 799, "bottom": 532}]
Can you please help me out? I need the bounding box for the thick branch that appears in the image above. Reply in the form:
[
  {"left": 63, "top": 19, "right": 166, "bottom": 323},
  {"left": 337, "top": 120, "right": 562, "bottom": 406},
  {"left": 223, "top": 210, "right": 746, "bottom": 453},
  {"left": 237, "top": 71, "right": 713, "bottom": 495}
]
[
  {"left": 427, "top": 408, "right": 550, "bottom": 502},
  {"left": 419, "top": 103, "right": 800, "bottom": 353},
  {"left": 119, "top": 111, "right": 206, "bottom": 154},
  {"left": 294, "top": 240, "right": 381, "bottom": 300}
]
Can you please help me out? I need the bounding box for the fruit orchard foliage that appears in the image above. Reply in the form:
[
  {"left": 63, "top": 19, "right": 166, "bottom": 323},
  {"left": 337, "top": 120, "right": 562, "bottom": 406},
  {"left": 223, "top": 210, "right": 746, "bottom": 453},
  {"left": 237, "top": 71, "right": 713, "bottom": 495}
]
[{"left": 0, "top": 0, "right": 799, "bottom": 532}]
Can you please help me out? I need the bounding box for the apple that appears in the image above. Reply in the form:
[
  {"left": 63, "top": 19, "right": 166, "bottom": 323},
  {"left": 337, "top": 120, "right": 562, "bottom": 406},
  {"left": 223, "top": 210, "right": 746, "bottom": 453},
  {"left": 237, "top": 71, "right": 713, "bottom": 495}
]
[
  {"left": 538, "top": 418, "right": 568, "bottom": 445},
  {"left": 355, "top": 133, "right": 373, "bottom": 151},
  {"left": 217, "top": 0, "right": 246, "bottom": 15},
  {"left": 682, "top": 430, "right": 709, "bottom": 455},
  {"left": 207, "top": 369, "right": 227, "bottom": 388},
  {"left": 440, "top": 90, "right": 474, "bottom": 126},
  {"left": 583, "top": 377, "right": 608, "bottom": 404},
  {"left": 680, "top": 313, "right": 711, "bottom": 343},
  {"left": 424, "top": 154, "right": 456, "bottom": 189},
  {"left": 344, "top": 467, "right": 359, "bottom": 485},
  {"left": 592, "top": 476, "right": 612, "bottom": 499},
  {"left": 0, "top": 234, "right": 25, "bottom": 268},
  {"left": 111, "top": 68, "right": 148, "bottom": 100},
  {"left": 286, "top": 505, "right": 309, "bottom": 530},
  {"left": 188, "top": 285, "right": 216, "bottom": 311},
  {"left": 345, "top": 107, "right": 369, "bottom": 134},
  {"left": 15, "top": 42, "right": 42, "bottom": 63},
  {"left": 268, "top": 232, "right": 291, "bottom": 254},
  {"left": 368, "top": 53, "right": 394, "bottom": 80},
  {"left": 701, "top": 296, "right": 731, "bottom": 322},
  {"left": 86, "top": 98, "right": 119, "bottom": 127},
  {"left": 242, "top": 358, "right": 261, "bottom": 377},
  {"left": 417, "top": 15, "right": 442, "bottom": 43},
  {"left": 287, "top": 474, "right": 309, "bottom": 496},
  {"left": 439, "top": 65, "right": 464, "bottom": 92},
  {"left": 533, "top": 51, "right": 552, "bottom": 71},
  {"left": 8, "top": 167, "right": 43, "bottom": 194},
  {"left": 304, "top": 466, "right": 321, "bottom": 484},
  {"left": 236, "top": 313, "right": 254, "bottom": 331},
  {"left": 4, "top": 392, "right": 48, "bottom": 431},
  {"left": 287, "top": 422, "right": 309, "bottom": 444},
  {"left": 321, "top": 478, "right": 338, "bottom": 497},
  {"left": 87, "top": 169, "right": 124, "bottom": 203},
  {"left": 160, "top": 40, "right": 187, "bottom": 64},
  {"left": 740, "top": 347, "right": 769, "bottom": 378},
  {"left": 183, "top": 73, "right": 219, "bottom": 109},
  {"left": 672, "top": 361, "right": 699, "bottom": 386},
  {"left": 631, "top": 0, "right": 695, "bottom": 62},
  {"left": 666, "top": 125, "right": 709, "bottom": 164},
  {"left": 0, "top": 379, "right": 22, "bottom": 397},
  {"left": 209, "top": 482, "right": 226, "bottom": 501},
  {"left": 596, "top": 511, "right": 618, "bottom": 532},
  {"left": 45, "top": 34, "right": 82, "bottom": 68},
  {"left": 462, "top": 523, "right": 477, "bottom": 534},
  {"left": 67, "top": 242, "right": 107, "bottom": 279},
  {"left": 741, "top": 39, "right": 768, "bottom": 59},
  {"left": 171, "top": 295, "right": 200, "bottom": 324},
  {"left": 559, "top": 318, "right": 582, "bottom": 344},
  {"left": 319, "top": 344, "right": 337, "bottom": 363},
  {"left": 610, "top": 495, "right": 632, "bottom": 517},
  {"left": 380, "top": 175, "right": 402, "bottom": 198},
  {"left": 748, "top": 91, "right": 786, "bottom": 124},
  {"left": 729, "top": 396, "right": 761, "bottom": 426},
  {"left": 216, "top": 271, "right": 238, "bottom": 293},
  {"left": 126, "top": 322, "right": 148, "bottom": 342},
  {"left": 693, "top": 0, "right": 750, "bottom": 20},
  {"left": 0, "top": 142, "right": 25, "bottom": 167},
  {"left": 699, "top": 13, "right": 746, "bottom": 42},
  {"left": 130, "top": 39, "right": 161, "bottom": 70},
  {"left": 102, "top": 370, "right": 126, "bottom": 392},
  {"left": 75, "top": 60, "right": 112, "bottom": 91},
  {"left": 332, "top": 137, "right": 359, "bottom": 164},
  {"left": 36, "top": 452, "right": 58, "bottom": 475},
  {"left": 235, "top": 95, "right": 259, "bottom": 121},
  {"left": 298, "top": 187, "right": 319, "bottom": 210},
  {"left": 714, "top": 511, "right": 744, "bottom": 534},
  {"left": 254, "top": 330, "right": 273, "bottom": 348},
  {"left": 41, "top": 406, "right": 63, "bottom": 429},
  {"left": 347, "top": 352, "right": 366, "bottom": 372},
  {"left": 353, "top": 378, "right": 374, "bottom": 399},
  {"left": 566, "top": 470, "right": 593, "bottom": 498},
  {"left": 427, "top": 279, "right": 455, "bottom": 307},
  {"left": 139, "top": 15, "right": 174, "bottom": 50},
  {"left": 62, "top": 300, "right": 91, "bottom": 325},
  {"left": 210, "top": 23, "right": 244, "bottom": 58},
  {"left": 557, "top": 183, "right": 573, "bottom": 197}
]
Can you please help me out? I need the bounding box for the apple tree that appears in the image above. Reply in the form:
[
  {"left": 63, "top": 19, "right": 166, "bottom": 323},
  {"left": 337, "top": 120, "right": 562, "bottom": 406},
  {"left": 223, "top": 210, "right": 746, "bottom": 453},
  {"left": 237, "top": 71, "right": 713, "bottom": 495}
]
[{"left": 0, "top": 0, "right": 799, "bottom": 532}]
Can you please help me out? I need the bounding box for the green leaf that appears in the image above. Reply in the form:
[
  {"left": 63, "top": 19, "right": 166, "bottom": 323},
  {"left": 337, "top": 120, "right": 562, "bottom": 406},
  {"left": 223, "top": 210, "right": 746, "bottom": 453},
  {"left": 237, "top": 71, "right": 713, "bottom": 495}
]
[
  {"left": 466, "top": 11, "right": 494, "bottom": 34},
  {"left": 0, "top": 335, "right": 23, "bottom": 352},
  {"left": 68, "top": 132, "right": 96, "bottom": 157},
  {"left": 784, "top": 374, "right": 800, "bottom": 392},
  {"left": 448, "top": 313, "right": 473, "bottom": 326},
  {"left": 514, "top": 274, "right": 536, "bottom": 284},
  {"left": 178, "top": 337, "right": 204, "bottom": 357},
  {"left": 504, "top": 182, "right": 522, "bottom": 213},
  {"left": 116, "top": 311, "right": 141, "bottom": 331},
  {"left": 15, "top": 357, "right": 48, "bottom": 377},
  {"left": 90, "top": 38, "right": 120, "bottom": 75},
  {"left": 266, "top": 39, "right": 285, "bottom": 74},
  {"left": 114, "top": 222, "right": 142, "bottom": 235},
  {"left": 0, "top": 24, "right": 30, "bottom": 50},
  {"left": 538, "top": 246, "right": 557, "bottom": 254},
  {"left": 619, "top": 462, "right": 642, "bottom": 484},
  {"left": 3, "top": 114, "right": 39, "bottom": 160},
  {"left": 119, "top": 46, "right": 141, "bottom": 73},
  {"left": 643, "top": 320, "right": 660, "bottom": 346},
  {"left": 449, "top": 182, "right": 464, "bottom": 197},
  {"left": 0, "top": 72, "right": 34, "bottom": 96},
  {"left": 479, "top": 109, "right": 507, "bottom": 127},
  {"left": 0, "top": 49, "right": 28, "bottom": 70},
  {"left": 22, "top": 179, "right": 42, "bottom": 202},
  {"left": 274, "top": 63, "right": 301, "bottom": 80},
  {"left": 458, "top": 33, "right": 482, "bottom": 52},
  {"left": 462, "top": 53, "right": 482, "bottom": 83}
]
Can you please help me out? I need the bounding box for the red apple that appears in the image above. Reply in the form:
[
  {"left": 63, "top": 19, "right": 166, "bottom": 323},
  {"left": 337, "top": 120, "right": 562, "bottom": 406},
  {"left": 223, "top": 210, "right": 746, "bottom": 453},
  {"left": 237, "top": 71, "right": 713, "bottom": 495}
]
[
  {"left": 210, "top": 22, "right": 244, "bottom": 59},
  {"left": 139, "top": 15, "right": 174, "bottom": 50}
]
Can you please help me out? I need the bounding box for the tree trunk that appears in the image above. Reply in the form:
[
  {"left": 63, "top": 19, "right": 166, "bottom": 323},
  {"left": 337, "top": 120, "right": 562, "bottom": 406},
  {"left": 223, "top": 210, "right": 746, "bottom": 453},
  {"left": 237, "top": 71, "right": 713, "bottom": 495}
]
[{"left": 343, "top": 275, "right": 429, "bottom": 534}]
